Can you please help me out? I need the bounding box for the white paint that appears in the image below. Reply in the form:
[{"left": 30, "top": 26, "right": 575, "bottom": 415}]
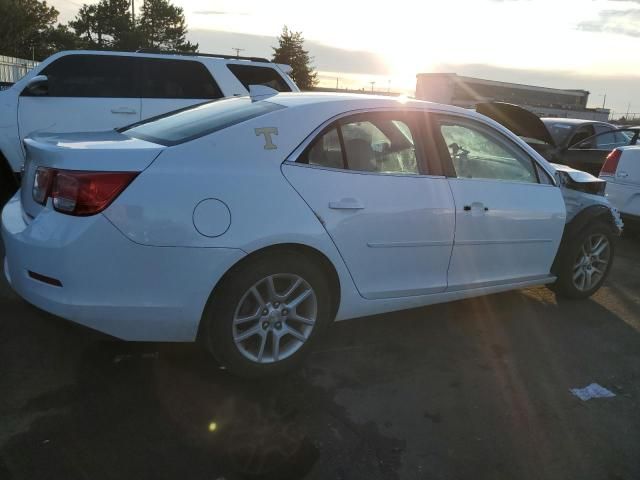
[{"left": 0, "top": 92, "right": 618, "bottom": 343}]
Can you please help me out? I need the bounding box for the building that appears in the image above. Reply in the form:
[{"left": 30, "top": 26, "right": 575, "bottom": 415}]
[
  {"left": 0, "top": 55, "right": 38, "bottom": 89},
  {"left": 416, "top": 73, "right": 610, "bottom": 121}
]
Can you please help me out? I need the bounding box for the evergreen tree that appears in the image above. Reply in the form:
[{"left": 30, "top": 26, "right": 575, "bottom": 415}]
[
  {"left": 69, "top": 0, "right": 135, "bottom": 50},
  {"left": 0, "top": 0, "right": 78, "bottom": 59},
  {"left": 272, "top": 26, "right": 317, "bottom": 90},
  {"left": 138, "top": 0, "right": 197, "bottom": 52}
]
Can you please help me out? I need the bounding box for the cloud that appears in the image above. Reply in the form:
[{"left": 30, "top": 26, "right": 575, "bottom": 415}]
[
  {"left": 187, "top": 29, "right": 389, "bottom": 75},
  {"left": 578, "top": 8, "right": 640, "bottom": 37}
]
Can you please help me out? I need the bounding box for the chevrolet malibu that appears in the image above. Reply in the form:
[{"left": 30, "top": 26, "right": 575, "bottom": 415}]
[{"left": 1, "top": 92, "right": 622, "bottom": 376}]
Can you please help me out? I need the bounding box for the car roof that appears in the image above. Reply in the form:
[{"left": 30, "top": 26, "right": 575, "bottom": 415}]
[{"left": 266, "top": 92, "right": 472, "bottom": 114}]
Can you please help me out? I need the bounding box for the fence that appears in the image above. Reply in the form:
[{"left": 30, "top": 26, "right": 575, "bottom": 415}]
[{"left": 0, "top": 55, "right": 39, "bottom": 87}]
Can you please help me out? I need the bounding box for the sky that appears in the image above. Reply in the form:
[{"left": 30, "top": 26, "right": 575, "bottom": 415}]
[{"left": 50, "top": 0, "right": 640, "bottom": 116}]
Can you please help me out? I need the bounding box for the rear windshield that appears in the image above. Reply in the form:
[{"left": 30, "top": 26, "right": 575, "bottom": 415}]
[{"left": 121, "top": 97, "right": 285, "bottom": 146}]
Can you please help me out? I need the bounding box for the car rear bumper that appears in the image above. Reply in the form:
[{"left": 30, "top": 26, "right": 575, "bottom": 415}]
[
  {"left": 1, "top": 193, "right": 245, "bottom": 341},
  {"left": 605, "top": 181, "right": 640, "bottom": 218}
]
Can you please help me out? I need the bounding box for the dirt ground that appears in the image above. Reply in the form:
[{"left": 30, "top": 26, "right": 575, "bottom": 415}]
[{"left": 1, "top": 234, "right": 639, "bottom": 480}]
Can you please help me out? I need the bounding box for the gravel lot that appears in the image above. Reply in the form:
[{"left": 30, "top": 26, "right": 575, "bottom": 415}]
[{"left": 1, "top": 234, "right": 639, "bottom": 480}]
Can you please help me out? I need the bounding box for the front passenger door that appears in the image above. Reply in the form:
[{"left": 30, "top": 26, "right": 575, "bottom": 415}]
[{"left": 434, "top": 115, "right": 566, "bottom": 291}]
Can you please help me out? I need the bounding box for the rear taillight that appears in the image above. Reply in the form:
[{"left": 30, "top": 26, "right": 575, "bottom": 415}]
[
  {"left": 32, "top": 168, "right": 138, "bottom": 216},
  {"left": 33, "top": 167, "right": 55, "bottom": 205},
  {"left": 600, "top": 149, "right": 621, "bottom": 176}
]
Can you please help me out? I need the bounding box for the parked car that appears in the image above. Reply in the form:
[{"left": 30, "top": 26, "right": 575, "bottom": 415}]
[
  {"left": 600, "top": 146, "right": 640, "bottom": 230},
  {"left": 476, "top": 102, "right": 637, "bottom": 176},
  {"left": 2, "top": 92, "right": 622, "bottom": 377},
  {"left": 0, "top": 49, "right": 298, "bottom": 204}
]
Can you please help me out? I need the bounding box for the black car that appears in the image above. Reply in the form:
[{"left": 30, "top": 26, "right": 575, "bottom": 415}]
[{"left": 476, "top": 103, "right": 639, "bottom": 176}]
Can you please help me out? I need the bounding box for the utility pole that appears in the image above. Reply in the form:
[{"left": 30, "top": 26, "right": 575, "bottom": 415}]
[
  {"left": 336, "top": 77, "right": 339, "bottom": 90},
  {"left": 602, "top": 93, "right": 607, "bottom": 109},
  {"left": 232, "top": 48, "right": 245, "bottom": 59},
  {"left": 131, "top": 0, "right": 135, "bottom": 25},
  {"left": 369, "top": 81, "right": 376, "bottom": 92},
  {"left": 626, "top": 102, "right": 631, "bottom": 118}
]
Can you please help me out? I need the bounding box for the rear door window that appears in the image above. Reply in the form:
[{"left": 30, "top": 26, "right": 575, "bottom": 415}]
[
  {"left": 299, "top": 112, "right": 421, "bottom": 174},
  {"left": 226, "top": 64, "right": 292, "bottom": 92},
  {"left": 34, "top": 54, "right": 137, "bottom": 97},
  {"left": 139, "top": 58, "right": 223, "bottom": 99}
]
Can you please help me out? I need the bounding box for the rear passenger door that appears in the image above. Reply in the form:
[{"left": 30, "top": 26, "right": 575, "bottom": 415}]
[
  {"left": 18, "top": 54, "right": 141, "bottom": 144},
  {"left": 138, "top": 58, "right": 224, "bottom": 119},
  {"left": 283, "top": 111, "right": 455, "bottom": 300}
]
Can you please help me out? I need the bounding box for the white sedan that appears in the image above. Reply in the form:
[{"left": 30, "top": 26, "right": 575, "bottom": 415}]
[{"left": 1, "top": 92, "right": 622, "bottom": 376}]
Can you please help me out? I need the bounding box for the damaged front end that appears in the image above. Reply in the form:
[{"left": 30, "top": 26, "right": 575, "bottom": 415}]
[{"left": 553, "top": 163, "right": 623, "bottom": 234}]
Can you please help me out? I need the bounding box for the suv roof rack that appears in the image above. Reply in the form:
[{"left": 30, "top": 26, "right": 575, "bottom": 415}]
[{"left": 135, "top": 49, "right": 271, "bottom": 63}]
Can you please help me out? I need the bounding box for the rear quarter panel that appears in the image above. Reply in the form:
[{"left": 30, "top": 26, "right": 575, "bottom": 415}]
[{"left": 103, "top": 102, "right": 363, "bottom": 320}]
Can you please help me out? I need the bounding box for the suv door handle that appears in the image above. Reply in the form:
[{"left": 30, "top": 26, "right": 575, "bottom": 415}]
[
  {"left": 111, "top": 107, "right": 137, "bottom": 114},
  {"left": 329, "top": 198, "right": 364, "bottom": 210}
]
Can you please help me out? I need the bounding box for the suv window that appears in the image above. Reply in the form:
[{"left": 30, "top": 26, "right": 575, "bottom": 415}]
[
  {"left": 437, "top": 117, "right": 538, "bottom": 183},
  {"left": 35, "top": 54, "right": 137, "bottom": 98},
  {"left": 226, "top": 64, "right": 292, "bottom": 92},
  {"left": 301, "top": 113, "right": 419, "bottom": 174},
  {"left": 139, "top": 58, "right": 223, "bottom": 99},
  {"left": 122, "top": 97, "right": 284, "bottom": 146}
]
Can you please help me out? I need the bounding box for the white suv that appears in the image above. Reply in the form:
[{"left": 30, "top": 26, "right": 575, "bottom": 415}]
[{"left": 0, "top": 50, "right": 298, "bottom": 202}]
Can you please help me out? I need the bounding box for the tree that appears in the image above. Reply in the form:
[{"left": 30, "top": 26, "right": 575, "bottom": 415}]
[
  {"left": 272, "top": 26, "right": 317, "bottom": 90},
  {"left": 69, "top": 0, "right": 135, "bottom": 50},
  {"left": 0, "top": 0, "right": 77, "bottom": 59},
  {"left": 138, "top": 0, "right": 197, "bottom": 52}
]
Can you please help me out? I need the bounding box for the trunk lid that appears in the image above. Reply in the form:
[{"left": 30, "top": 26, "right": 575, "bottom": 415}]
[
  {"left": 476, "top": 102, "right": 556, "bottom": 147},
  {"left": 21, "top": 130, "right": 164, "bottom": 219}
]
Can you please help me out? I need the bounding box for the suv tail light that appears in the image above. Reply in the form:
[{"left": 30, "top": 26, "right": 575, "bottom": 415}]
[
  {"left": 32, "top": 167, "right": 138, "bottom": 216},
  {"left": 600, "top": 149, "right": 621, "bottom": 176}
]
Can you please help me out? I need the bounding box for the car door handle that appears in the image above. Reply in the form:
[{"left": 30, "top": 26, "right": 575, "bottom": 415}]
[
  {"left": 463, "top": 203, "right": 488, "bottom": 212},
  {"left": 329, "top": 198, "right": 364, "bottom": 210},
  {"left": 110, "top": 107, "right": 137, "bottom": 114}
]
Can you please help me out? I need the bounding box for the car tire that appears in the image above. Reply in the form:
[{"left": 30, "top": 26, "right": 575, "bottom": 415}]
[
  {"left": 550, "top": 221, "right": 615, "bottom": 299},
  {"left": 201, "top": 250, "right": 334, "bottom": 377}
]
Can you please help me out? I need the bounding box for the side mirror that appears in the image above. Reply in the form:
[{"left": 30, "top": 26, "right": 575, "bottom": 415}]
[{"left": 23, "top": 75, "right": 48, "bottom": 96}]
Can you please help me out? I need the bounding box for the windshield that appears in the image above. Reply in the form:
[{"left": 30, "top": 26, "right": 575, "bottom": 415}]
[
  {"left": 121, "top": 97, "right": 285, "bottom": 146},
  {"left": 541, "top": 120, "right": 574, "bottom": 145}
]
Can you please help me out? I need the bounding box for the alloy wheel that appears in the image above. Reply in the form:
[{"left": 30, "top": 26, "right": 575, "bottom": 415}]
[
  {"left": 232, "top": 274, "right": 318, "bottom": 364},
  {"left": 572, "top": 233, "right": 610, "bottom": 292}
]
